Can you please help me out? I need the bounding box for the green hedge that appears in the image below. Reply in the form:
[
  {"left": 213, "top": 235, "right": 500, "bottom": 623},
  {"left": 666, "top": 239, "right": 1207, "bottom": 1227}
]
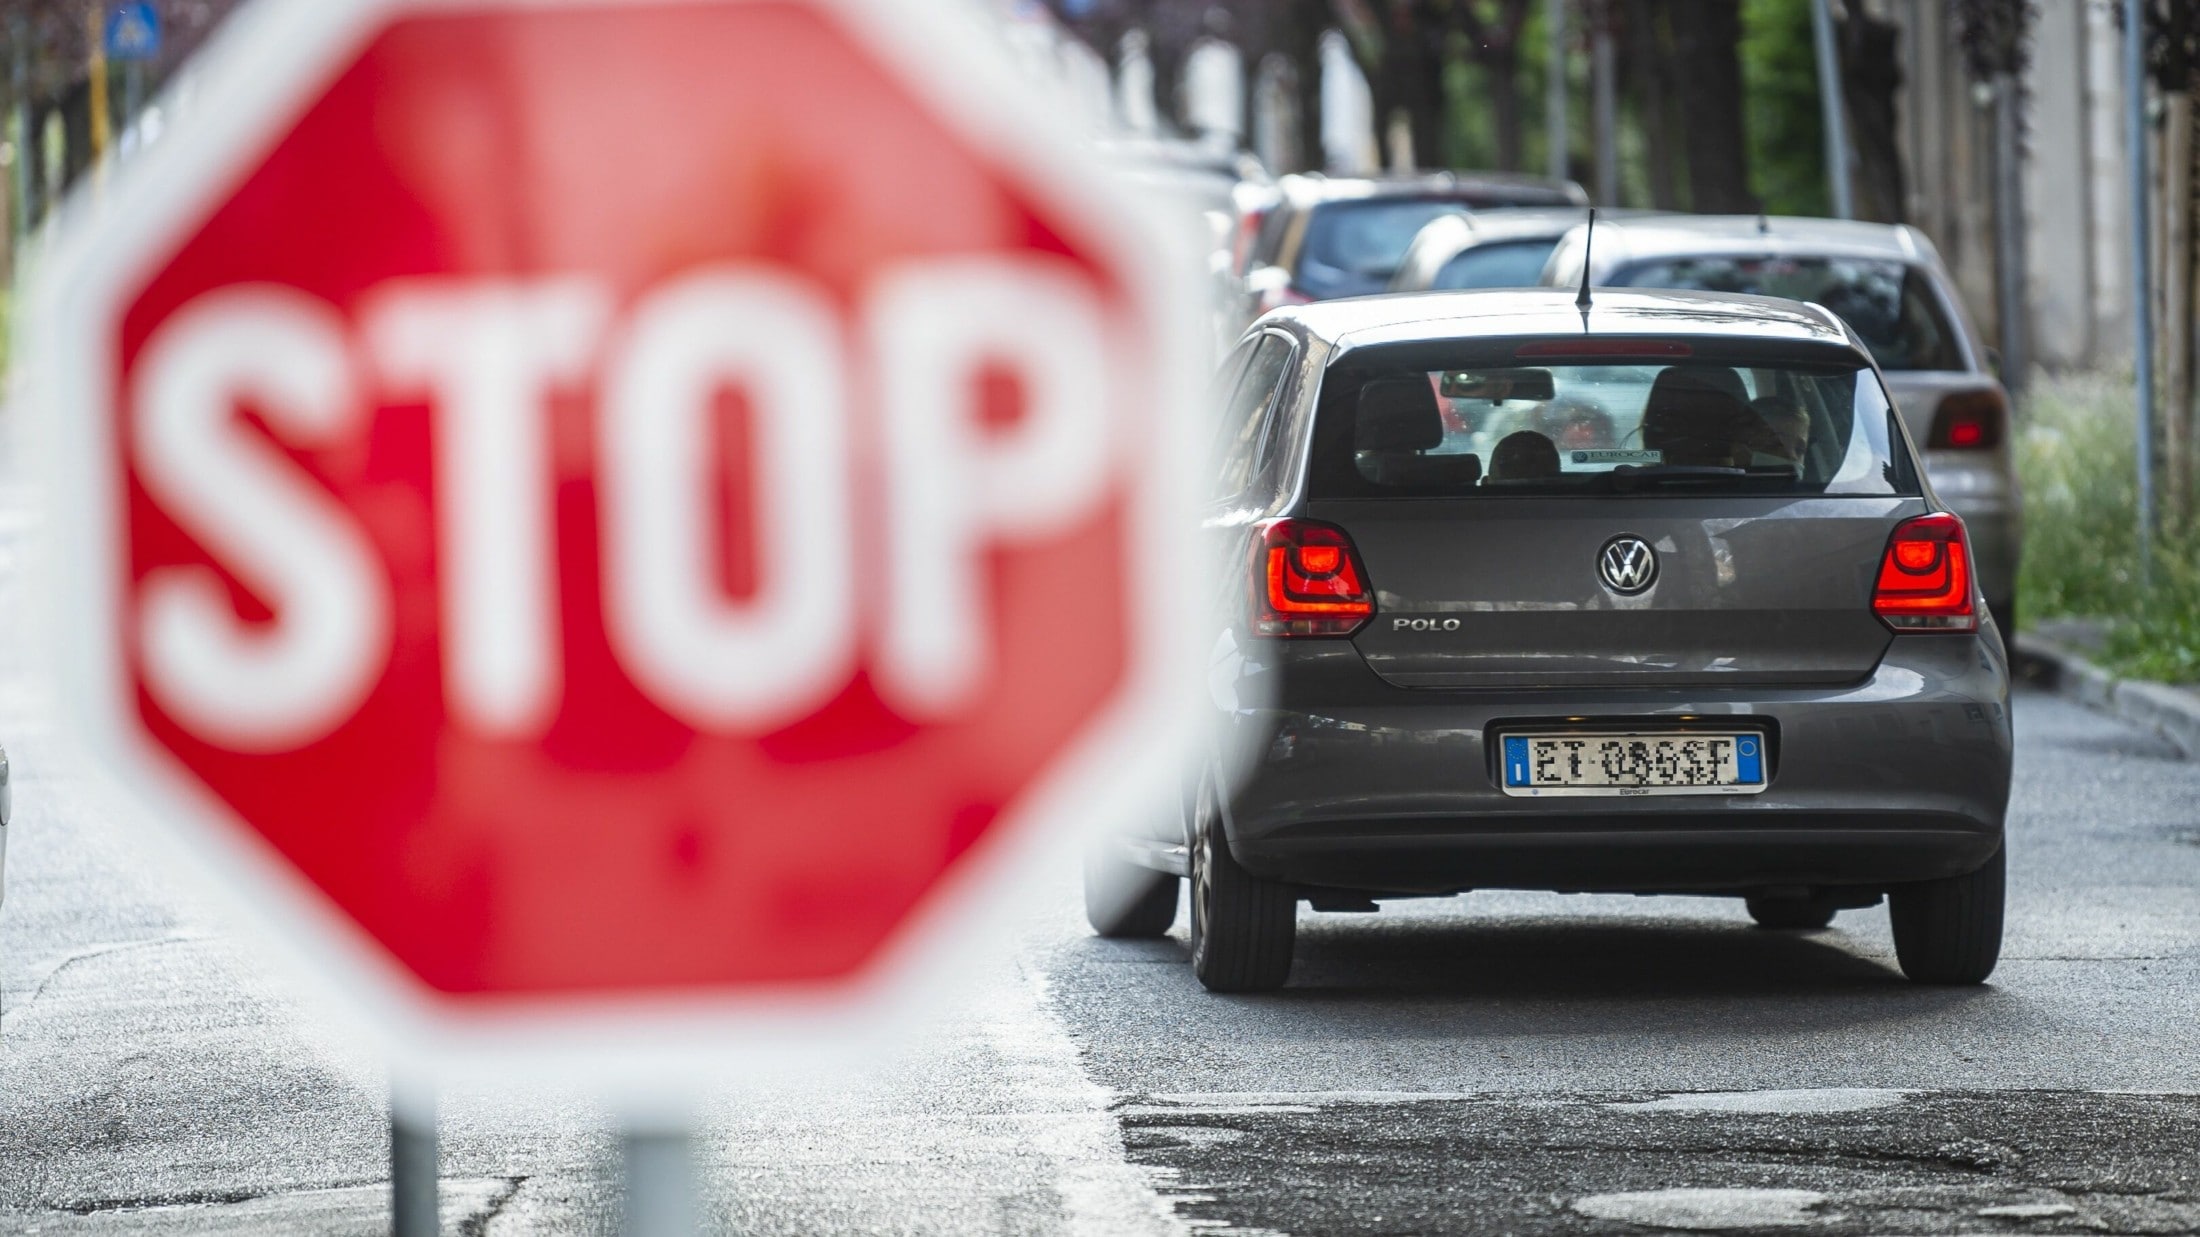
[{"left": 2017, "top": 370, "right": 2200, "bottom": 682}]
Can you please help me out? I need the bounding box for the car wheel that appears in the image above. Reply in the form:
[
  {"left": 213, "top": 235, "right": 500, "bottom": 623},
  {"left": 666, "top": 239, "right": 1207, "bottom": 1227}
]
[
  {"left": 1083, "top": 841, "right": 1180, "bottom": 939},
  {"left": 1889, "top": 845, "right": 2005, "bottom": 985},
  {"left": 1188, "top": 793, "right": 1295, "bottom": 993},
  {"left": 1746, "top": 895, "right": 1837, "bottom": 930}
]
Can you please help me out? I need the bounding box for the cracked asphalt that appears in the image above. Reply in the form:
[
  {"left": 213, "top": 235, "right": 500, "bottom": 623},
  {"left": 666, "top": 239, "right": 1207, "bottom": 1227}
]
[
  {"left": 2, "top": 437, "right": 2198, "bottom": 1235},
  {"left": 1036, "top": 684, "right": 2200, "bottom": 1234}
]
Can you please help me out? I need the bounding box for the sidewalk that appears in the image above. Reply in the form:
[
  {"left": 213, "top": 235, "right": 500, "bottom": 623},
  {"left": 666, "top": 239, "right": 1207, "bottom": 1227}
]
[{"left": 2015, "top": 620, "right": 2200, "bottom": 760}]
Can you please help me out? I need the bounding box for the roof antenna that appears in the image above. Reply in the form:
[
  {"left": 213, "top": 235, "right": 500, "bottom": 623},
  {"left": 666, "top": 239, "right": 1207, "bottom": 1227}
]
[{"left": 1575, "top": 207, "right": 1597, "bottom": 316}]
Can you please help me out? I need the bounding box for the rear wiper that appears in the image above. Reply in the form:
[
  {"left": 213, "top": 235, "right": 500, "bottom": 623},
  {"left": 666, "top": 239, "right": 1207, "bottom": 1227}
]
[{"left": 1603, "top": 464, "right": 1799, "bottom": 491}]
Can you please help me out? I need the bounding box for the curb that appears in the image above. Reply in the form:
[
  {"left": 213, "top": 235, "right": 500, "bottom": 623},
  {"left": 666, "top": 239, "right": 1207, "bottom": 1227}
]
[{"left": 2014, "top": 634, "right": 2200, "bottom": 760}]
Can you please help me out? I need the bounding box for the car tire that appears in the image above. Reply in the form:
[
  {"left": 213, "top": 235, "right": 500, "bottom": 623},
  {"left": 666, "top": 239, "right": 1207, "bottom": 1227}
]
[
  {"left": 1083, "top": 842, "right": 1180, "bottom": 939},
  {"left": 1746, "top": 895, "right": 1837, "bottom": 930},
  {"left": 1889, "top": 845, "right": 2005, "bottom": 985},
  {"left": 1189, "top": 795, "right": 1295, "bottom": 993}
]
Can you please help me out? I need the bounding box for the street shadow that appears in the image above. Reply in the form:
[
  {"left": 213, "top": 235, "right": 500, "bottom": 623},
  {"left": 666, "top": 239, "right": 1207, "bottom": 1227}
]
[
  {"left": 1059, "top": 906, "right": 2008, "bottom": 1046},
  {"left": 1285, "top": 912, "right": 1900, "bottom": 999}
]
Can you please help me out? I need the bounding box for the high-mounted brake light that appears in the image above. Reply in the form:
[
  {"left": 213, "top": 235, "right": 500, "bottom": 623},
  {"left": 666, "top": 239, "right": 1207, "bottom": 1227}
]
[
  {"left": 1513, "top": 338, "right": 1693, "bottom": 359},
  {"left": 1250, "top": 519, "right": 1374, "bottom": 637},
  {"left": 1872, "top": 513, "right": 1976, "bottom": 632},
  {"left": 1927, "top": 389, "right": 2007, "bottom": 451}
]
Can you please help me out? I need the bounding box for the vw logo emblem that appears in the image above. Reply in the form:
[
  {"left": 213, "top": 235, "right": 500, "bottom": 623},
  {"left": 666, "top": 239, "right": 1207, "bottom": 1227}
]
[{"left": 1598, "top": 535, "right": 1658, "bottom": 594}]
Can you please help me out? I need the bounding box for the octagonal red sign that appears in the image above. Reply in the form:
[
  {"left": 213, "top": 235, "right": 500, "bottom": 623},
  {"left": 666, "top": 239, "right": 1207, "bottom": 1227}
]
[{"left": 38, "top": 0, "right": 1197, "bottom": 1061}]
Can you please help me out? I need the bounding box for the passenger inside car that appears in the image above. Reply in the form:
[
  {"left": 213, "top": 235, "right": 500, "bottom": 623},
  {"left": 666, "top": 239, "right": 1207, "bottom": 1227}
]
[
  {"left": 1640, "top": 367, "right": 1771, "bottom": 468},
  {"left": 1486, "top": 430, "right": 1561, "bottom": 483},
  {"left": 1339, "top": 354, "right": 1898, "bottom": 498}
]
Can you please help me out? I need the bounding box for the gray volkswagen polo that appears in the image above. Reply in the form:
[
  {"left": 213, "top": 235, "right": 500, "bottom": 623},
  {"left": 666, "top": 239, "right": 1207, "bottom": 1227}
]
[{"left": 1085, "top": 287, "right": 2013, "bottom": 993}]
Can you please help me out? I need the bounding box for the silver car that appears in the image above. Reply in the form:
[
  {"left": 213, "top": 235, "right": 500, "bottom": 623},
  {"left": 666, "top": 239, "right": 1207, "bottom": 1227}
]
[
  {"left": 1084, "top": 289, "right": 2012, "bottom": 994},
  {"left": 1386, "top": 207, "right": 1652, "bottom": 294},
  {"left": 1540, "top": 216, "right": 2022, "bottom": 630}
]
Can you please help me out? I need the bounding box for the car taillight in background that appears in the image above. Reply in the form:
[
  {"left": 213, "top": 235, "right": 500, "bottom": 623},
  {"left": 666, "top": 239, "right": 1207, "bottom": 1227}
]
[
  {"left": 1872, "top": 513, "right": 1977, "bottom": 632},
  {"left": 1927, "top": 389, "right": 2007, "bottom": 450},
  {"left": 1231, "top": 209, "right": 1266, "bottom": 273},
  {"left": 1250, "top": 519, "right": 1374, "bottom": 637}
]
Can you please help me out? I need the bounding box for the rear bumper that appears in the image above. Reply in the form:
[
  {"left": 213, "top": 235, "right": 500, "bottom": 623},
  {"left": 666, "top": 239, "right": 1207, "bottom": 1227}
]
[{"left": 1211, "top": 636, "right": 2012, "bottom": 896}]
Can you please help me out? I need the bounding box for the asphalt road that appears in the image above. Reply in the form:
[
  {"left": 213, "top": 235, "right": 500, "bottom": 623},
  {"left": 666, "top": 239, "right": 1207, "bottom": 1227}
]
[{"left": 1, "top": 463, "right": 2196, "bottom": 1234}]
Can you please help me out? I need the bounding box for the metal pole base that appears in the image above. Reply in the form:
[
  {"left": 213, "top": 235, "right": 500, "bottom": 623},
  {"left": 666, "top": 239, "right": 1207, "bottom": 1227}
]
[
  {"left": 391, "top": 1086, "right": 438, "bottom": 1237},
  {"left": 621, "top": 1127, "right": 695, "bottom": 1237}
]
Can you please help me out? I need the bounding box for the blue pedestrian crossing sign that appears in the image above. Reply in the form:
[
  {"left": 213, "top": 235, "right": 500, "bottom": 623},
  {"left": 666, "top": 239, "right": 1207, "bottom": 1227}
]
[{"left": 105, "top": 4, "right": 162, "bottom": 62}]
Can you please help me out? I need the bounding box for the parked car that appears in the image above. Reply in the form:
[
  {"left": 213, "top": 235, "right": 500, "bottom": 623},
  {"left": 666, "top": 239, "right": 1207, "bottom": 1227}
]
[
  {"left": 1541, "top": 215, "right": 2022, "bottom": 630},
  {"left": 1387, "top": 207, "right": 1647, "bottom": 293},
  {"left": 1084, "top": 288, "right": 2013, "bottom": 993},
  {"left": 1233, "top": 172, "right": 1589, "bottom": 325}
]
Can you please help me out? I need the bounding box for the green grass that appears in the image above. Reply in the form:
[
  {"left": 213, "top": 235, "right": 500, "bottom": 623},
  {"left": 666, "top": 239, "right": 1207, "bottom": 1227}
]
[{"left": 2016, "top": 369, "right": 2200, "bottom": 682}]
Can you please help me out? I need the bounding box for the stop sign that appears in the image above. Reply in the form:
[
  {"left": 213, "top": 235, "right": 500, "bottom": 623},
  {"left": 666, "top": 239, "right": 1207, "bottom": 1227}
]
[{"left": 37, "top": 0, "right": 1198, "bottom": 1064}]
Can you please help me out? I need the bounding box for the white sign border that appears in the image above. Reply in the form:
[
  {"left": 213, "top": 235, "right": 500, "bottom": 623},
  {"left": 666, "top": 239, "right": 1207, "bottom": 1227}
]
[{"left": 33, "top": 0, "right": 1211, "bottom": 1099}]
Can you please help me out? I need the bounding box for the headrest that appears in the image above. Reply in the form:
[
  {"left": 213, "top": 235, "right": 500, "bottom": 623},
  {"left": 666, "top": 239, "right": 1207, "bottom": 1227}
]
[
  {"left": 1355, "top": 377, "right": 1444, "bottom": 452},
  {"left": 1648, "top": 365, "right": 1748, "bottom": 408},
  {"left": 1642, "top": 368, "right": 1753, "bottom": 447},
  {"left": 1365, "top": 452, "right": 1483, "bottom": 489},
  {"left": 1489, "top": 430, "right": 1561, "bottom": 480}
]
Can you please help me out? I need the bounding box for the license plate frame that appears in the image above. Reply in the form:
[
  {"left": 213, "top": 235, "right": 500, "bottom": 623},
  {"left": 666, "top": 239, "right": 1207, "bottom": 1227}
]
[{"left": 1497, "top": 729, "right": 1768, "bottom": 797}]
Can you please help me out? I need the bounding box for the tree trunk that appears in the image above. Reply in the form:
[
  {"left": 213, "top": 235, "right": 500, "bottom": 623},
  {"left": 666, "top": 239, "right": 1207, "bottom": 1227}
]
[
  {"left": 1838, "top": 5, "right": 1907, "bottom": 224},
  {"left": 1393, "top": 2, "right": 1448, "bottom": 170},
  {"left": 1274, "top": 1, "right": 1328, "bottom": 174},
  {"left": 1667, "top": 0, "right": 1756, "bottom": 214},
  {"left": 1486, "top": 42, "right": 1523, "bottom": 171},
  {"left": 1622, "top": 0, "right": 1683, "bottom": 209}
]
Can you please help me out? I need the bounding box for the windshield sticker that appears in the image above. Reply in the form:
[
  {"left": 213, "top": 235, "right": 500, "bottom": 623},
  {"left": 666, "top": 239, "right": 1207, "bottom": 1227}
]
[{"left": 1570, "top": 449, "right": 1663, "bottom": 466}]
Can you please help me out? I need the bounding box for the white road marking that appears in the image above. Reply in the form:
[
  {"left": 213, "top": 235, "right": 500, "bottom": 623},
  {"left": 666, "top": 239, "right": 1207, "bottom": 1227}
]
[
  {"left": 1608, "top": 1088, "right": 1910, "bottom": 1115},
  {"left": 1573, "top": 1187, "right": 1829, "bottom": 1230}
]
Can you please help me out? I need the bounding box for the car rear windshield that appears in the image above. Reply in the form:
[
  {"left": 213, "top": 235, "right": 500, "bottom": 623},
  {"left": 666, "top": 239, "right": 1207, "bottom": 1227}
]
[
  {"left": 1431, "top": 238, "right": 1562, "bottom": 290},
  {"left": 1297, "top": 199, "right": 1472, "bottom": 298},
  {"left": 1610, "top": 256, "right": 1961, "bottom": 371},
  {"left": 1307, "top": 343, "right": 1919, "bottom": 499}
]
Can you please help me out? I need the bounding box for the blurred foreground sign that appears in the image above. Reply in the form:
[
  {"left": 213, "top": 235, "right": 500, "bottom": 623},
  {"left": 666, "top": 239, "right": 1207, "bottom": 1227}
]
[{"left": 38, "top": 0, "right": 1194, "bottom": 1077}]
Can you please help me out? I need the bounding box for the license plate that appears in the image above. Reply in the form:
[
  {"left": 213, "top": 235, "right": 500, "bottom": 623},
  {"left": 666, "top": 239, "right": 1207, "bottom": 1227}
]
[{"left": 1499, "top": 731, "right": 1767, "bottom": 797}]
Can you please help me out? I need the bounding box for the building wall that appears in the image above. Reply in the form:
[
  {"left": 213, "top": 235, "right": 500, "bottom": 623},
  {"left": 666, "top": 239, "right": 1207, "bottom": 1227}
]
[{"left": 1898, "top": 0, "right": 2131, "bottom": 374}]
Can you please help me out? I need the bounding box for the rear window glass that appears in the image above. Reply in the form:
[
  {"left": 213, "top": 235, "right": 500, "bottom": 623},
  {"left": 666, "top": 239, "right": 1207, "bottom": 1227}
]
[
  {"left": 1432, "top": 238, "right": 1561, "bottom": 290},
  {"left": 1297, "top": 199, "right": 1470, "bottom": 298},
  {"left": 1611, "top": 256, "right": 1961, "bottom": 371},
  {"left": 1308, "top": 346, "right": 1918, "bottom": 499}
]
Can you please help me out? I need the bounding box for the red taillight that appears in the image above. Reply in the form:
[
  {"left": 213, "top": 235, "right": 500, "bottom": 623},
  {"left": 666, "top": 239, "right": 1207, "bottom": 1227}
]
[
  {"left": 1231, "top": 209, "right": 1266, "bottom": 273},
  {"left": 1927, "top": 389, "right": 2006, "bottom": 451},
  {"left": 1250, "top": 519, "right": 1374, "bottom": 637},
  {"left": 1873, "top": 513, "right": 1977, "bottom": 631}
]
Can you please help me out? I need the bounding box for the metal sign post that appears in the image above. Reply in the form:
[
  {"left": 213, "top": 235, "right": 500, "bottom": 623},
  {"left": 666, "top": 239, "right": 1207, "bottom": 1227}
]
[
  {"left": 1810, "top": 0, "right": 1853, "bottom": 220},
  {"left": 104, "top": 4, "right": 162, "bottom": 144},
  {"left": 2126, "top": 0, "right": 2157, "bottom": 580},
  {"left": 1545, "top": 0, "right": 1567, "bottom": 183}
]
